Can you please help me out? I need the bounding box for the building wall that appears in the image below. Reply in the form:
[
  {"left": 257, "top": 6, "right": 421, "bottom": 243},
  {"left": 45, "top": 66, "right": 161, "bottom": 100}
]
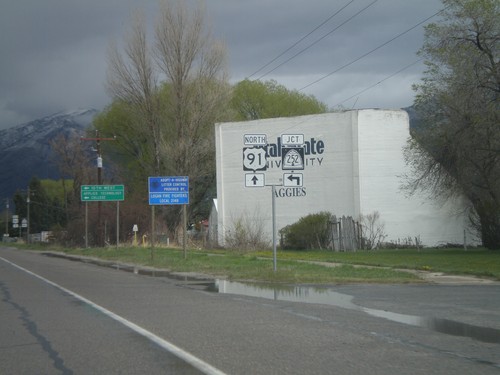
[
  {"left": 215, "top": 109, "right": 475, "bottom": 248},
  {"left": 356, "top": 110, "right": 473, "bottom": 245}
]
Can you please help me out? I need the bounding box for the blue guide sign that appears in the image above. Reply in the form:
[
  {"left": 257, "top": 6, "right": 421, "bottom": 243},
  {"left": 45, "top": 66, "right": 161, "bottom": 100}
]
[{"left": 148, "top": 176, "right": 189, "bottom": 205}]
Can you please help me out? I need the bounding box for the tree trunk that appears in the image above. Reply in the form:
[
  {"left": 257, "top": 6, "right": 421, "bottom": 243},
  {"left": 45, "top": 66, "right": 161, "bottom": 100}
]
[{"left": 476, "top": 202, "right": 500, "bottom": 250}]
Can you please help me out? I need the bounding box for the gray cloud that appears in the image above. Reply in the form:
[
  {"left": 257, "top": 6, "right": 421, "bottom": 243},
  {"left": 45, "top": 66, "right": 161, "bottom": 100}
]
[{"left": 0, "top": 0, "right": 443, "bottom": 129}]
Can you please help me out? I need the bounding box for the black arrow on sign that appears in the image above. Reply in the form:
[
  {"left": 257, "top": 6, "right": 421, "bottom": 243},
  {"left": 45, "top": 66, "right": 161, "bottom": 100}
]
[
  {"left": 251, "top": 175, "right": 259, "bottom": 185},
  {"left": 287, "top": 174, "right": 300, "bottom": 185}
]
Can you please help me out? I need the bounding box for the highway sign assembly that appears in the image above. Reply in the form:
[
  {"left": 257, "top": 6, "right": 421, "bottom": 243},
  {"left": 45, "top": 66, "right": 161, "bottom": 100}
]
[
  {"left": 12, "top": 215, "right": 19, "bottom": 229},
  {"left": 81, "top": 185, "right": 124, "bottom": 201}
]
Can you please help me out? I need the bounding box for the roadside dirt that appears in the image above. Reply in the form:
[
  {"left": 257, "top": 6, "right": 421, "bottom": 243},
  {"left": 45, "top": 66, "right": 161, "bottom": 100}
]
[
  {"left": 301, "top": 260, "right": 500, "bottom": 285},
  {"left": 407, "top": 270, "right": 500, "bottom": 285},
  {"left": 40, "top": 251, "right": 500, "bottom": 285}
]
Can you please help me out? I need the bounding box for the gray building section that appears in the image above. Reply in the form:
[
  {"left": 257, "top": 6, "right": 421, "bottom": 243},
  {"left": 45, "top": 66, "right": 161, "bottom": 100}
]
[{"left": 214, "top": 109, "right": 476, "bottom": 248}]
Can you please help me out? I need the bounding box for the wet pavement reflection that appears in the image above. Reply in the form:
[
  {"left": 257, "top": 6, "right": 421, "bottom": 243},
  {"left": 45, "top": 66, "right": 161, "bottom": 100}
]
[
  {"left": 205, "top": 280, "right": 500, "bottom": 344},
  {"left": 41, "top": 252, "right": 500, "bottom": 345}
]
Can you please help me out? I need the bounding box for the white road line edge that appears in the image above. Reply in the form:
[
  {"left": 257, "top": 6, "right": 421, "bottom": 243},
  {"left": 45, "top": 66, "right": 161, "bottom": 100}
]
[{"left": 0, "top": 256, "right": 227, "bottom": 375}]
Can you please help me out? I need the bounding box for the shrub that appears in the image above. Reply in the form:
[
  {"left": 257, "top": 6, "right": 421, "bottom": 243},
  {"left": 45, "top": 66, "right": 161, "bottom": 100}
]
[
  {"left": 225, "top": 211, "right": 270, "bottom": 251},
  {"left": 280, "top": 211, "right": 331, "bottom": 250},
  {"left": 359, "top": 211, "right": 387, "bottom": 250}
]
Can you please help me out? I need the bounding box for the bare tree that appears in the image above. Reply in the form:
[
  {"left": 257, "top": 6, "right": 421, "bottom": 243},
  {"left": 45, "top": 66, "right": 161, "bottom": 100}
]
[
  {"left": 50, "top": 133, "right": 94, "bottom": 206},
  {"left": 154, "top": 0, "right": 230, "bottom": 177},
  {"left": 405, "top": 0, "right": 499, "bottom": 249},
  {"left": 360, "top": 211, "right": 387, "bottom": 250},
  {"left": 106, "top": 0, "right": 229, "bottom": 176},
  {"left": 106, "top": 11, "right": 163, "bottom": 175},
  {"left": 152, "top": 0, "right": 230, "bottom": 238},
  {"left": 103, "top": 0, "right": 231, "bottom": 242}
]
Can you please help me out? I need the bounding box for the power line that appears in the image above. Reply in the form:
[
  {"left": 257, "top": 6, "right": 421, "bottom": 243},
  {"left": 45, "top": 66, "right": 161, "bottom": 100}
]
[
  {"left": 333, "top": 58, "right": 423, "bottom": 108},
  {"left": 223, "top": 58, "right": 427, "bottom": 161},
  {"left": 255, "top": 0, "right": 379, "bottom": 81},
  {"left": 219, "top": 7, "right": 448, "bottom": 161},
  {"left": 222, "top": 57, "right": 428, "bottom": 162},
  {"left": 247, "top": 0, "right": 356, "bottom": 79},
  {"left": 299, "top": 8, "right": 445, "bottom": 92}
]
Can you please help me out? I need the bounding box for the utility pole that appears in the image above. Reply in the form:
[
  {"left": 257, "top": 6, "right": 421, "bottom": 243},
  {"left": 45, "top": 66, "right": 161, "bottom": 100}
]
[
  {"left": 81, "top": 131, "right": 116, "bottom": 246},
  {"left": 27, "top": 187, "right": 30, "bottom": 243},
  {"left": 4, "top": 199, "right": 8, "bottom": 239}
]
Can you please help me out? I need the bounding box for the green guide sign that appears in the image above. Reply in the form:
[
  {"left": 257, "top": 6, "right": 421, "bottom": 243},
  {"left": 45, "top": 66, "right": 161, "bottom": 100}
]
[{"left": 81, "top": 185, "right": 124, "bottom": 202}]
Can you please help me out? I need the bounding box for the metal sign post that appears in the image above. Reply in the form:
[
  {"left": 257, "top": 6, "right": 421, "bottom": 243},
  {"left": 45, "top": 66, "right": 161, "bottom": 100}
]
[
  {"left": 80, "top": 185, "right": 124, "bottom": 248},
  {"left": 272, "top": 185, "right": 277, "bottom": 272},
  {"left": 132, "top": 224, "right": 138, "bottom": 246},
  {"left": 264, "top": 183, "right": 283, "bottom": 272},
  {"left": 85, "top": 202, "right": 88, "bottom": 248},
  {"left": 116, "top": 201, "right": 120, "bottom": 248},
  {"left": 148, "top": 176, "right": 190, "bottom": 258},
  {"left": 243, "top": 133, "right": 306, "bottom": 273}
]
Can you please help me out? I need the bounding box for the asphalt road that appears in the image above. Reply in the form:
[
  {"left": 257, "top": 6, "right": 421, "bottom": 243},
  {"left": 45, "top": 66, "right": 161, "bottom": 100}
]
[{"left": 1, "top": 246, "right": 499, "bottom": 374}]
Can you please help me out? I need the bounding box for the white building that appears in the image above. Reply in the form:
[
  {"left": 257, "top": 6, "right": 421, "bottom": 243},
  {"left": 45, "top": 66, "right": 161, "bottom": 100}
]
[{"left": 214, "top": 109, "right": 475, "bottom": 248}]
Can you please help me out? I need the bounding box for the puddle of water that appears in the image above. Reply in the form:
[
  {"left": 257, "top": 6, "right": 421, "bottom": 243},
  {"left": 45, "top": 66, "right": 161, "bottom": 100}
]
[
  {"left": 211, "top": 280, "right": 500, "bottom": 344},
  {"left": 43, "top": 252, "right": 500, "bottom": 344},
  {"left": 215, "top": 280, "right": 356, "bottom": 309}
]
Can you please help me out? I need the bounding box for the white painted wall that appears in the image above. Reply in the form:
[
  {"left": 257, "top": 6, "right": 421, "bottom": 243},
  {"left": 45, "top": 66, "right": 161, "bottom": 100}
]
[{"left": 215, "top": 110, "right": 475, "bottom": 248}]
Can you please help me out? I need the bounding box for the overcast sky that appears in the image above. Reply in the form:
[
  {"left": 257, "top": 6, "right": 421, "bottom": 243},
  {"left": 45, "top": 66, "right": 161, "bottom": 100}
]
[{"left": 0, "top": 0, "right": 443, "bottom": 130}]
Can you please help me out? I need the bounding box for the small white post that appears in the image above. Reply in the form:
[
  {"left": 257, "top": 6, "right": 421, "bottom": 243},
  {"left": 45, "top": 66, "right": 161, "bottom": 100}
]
[{"left": 272, "top": 185, "right": 277, "bottom": 272}]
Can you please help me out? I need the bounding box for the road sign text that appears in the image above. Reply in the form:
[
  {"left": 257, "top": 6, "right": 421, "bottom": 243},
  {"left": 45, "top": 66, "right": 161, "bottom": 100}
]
[
  {"left": 81, "top": 185, "right": 124, "bottom": 201},
  {"left": 149, "top": 176, "right": 189, "bottom": 205},
  {"left": 244, "top": 134, "right": 267, "bottom": 146}
]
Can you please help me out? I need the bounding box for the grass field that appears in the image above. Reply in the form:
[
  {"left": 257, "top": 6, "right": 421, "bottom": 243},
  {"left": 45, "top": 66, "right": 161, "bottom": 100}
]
[
  {"left": 255, "top": 248, "right": 500, "bottom": 279},
  {"left": 8, "top": 243, "right": 500, "bottom": 284}
]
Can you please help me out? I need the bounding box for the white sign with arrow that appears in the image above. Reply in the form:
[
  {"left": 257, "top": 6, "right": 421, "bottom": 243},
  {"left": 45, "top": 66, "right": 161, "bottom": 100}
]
[
  {"left": 283, "top": 173, "right": 303, "bottom": 187},
  {"left": 245, "top": 173, "right": 265, "bottom": 187}
]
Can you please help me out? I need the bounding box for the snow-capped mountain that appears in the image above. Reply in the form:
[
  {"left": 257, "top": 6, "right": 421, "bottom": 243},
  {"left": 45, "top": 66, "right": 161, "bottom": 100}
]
[{"left": 0, "top": 109, "right": 98, "bottom": 201}]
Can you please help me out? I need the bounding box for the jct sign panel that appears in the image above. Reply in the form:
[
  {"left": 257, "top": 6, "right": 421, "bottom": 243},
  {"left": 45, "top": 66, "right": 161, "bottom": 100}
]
[
  {"left": 148, "top": 176, "right": 189, "bottom": 205},
  {"left": 81, "top": 185, "right": 124, "bottom": 201}
]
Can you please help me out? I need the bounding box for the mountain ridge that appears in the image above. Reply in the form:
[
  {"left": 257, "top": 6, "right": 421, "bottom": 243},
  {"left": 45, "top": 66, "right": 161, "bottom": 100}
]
[
  {"left": 1, "top": 107, "right": 418, "bottom": 203},
  {"left": 0, "top": 109, "right": 97, "bottom": 201}
]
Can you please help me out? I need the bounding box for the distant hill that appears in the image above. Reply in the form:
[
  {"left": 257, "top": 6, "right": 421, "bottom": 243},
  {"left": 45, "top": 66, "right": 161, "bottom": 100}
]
[
  {"left": 0, "top": 107, "right": 418, "bottom": 203},
  {"left": 0, "top": 109, "right": 97, "bottom": 201}
]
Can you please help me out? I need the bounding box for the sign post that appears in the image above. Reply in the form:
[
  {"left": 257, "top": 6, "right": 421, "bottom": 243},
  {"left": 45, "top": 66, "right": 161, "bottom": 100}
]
[
  {"left": 148, "top": 176, "right": 190, "bottom": 257},
  {"left": 272, "top": 185, "right": 277, "bottom": 272},
  {"left": 12, "top": 215, "right": 19, "bottom": 238},
  {"left": 85, "top": 202, "right": 88, "bottom": 248},
  {"left": 116, "top": 201, "right": 120, "bottom": 248},
  {"left": 132, "top": 224, "right": 138, "bottom": 246},
  {"left": 81, "top": 185, "right": 124, "bottom": 247},
  {"left": 243, "top": 134, "right": 281, "bottom": 271},
  {"left": 242, "top": 133, "right": 307, "bottom": 272}
]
